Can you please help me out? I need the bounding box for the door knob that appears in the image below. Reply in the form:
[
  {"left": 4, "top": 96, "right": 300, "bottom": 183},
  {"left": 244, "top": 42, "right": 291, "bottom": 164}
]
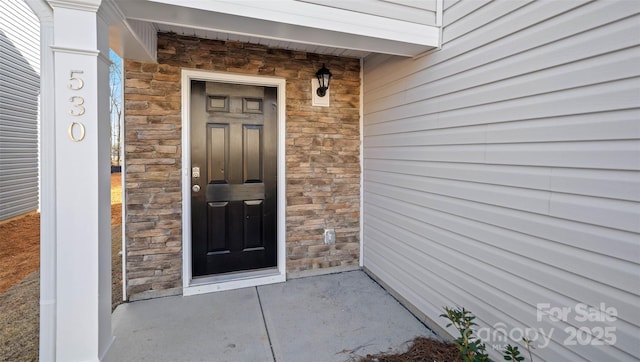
[{"left": 192, "top": 184, "right": 201, "bottom": 192}]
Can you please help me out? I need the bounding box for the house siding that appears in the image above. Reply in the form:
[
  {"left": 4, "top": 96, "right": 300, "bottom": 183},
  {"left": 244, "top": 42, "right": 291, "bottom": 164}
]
[
  {"left": 363, "top": 1, "right": 639, "bottom": 361},
  {"left": 124, "top": 33, "right": 360, "bottom": 299},
  {"left": 0, "top": 0, "right": 40, "bottom": 220},
  {"left": 300, "top": 0, "right": 440, "bottom": 27}
]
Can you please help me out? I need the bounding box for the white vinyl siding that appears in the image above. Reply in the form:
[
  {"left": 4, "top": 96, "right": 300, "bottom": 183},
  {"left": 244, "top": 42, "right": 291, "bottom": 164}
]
[
  {"left": 363, "top": 1, "right": 640, "bottom": 361},
  {"left": 0, "top": 0, "right": 40, "bottom": 220}
]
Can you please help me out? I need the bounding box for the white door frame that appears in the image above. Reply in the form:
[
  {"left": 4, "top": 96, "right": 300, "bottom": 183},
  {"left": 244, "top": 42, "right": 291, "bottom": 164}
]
[{"left": 181, "top": 69, "right": 286, "bottom": 295}]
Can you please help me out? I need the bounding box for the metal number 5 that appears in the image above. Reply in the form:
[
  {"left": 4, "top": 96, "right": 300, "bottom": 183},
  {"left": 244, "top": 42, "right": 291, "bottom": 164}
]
[
  {"left": 68, "top": 96, "right": 85, "bottom": 116},
  {"left": 68, "top": 70, "right": 84, "bottom": 90}
]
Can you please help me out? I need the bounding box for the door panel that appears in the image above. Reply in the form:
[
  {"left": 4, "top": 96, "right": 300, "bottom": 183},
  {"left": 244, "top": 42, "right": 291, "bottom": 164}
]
[
  {"left": 243, "top": 200, "right": 264, "bottom": 250},
  {"left": 243, "top": 125, "right": 263, "bottom": 183},
  {"left": 191, "top": 80, "right": 277, "bottom": 276},
  {"left": 206, "top": 201, "right": 229, "bottom": 253},
  {"left": 207, "top": 125, "right": 228, "bottom": 183}
]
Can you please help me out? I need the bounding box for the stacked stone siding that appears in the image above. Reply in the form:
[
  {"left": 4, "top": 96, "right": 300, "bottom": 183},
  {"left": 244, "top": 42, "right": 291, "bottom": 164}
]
[{"left": 124, "top": 33, "right": 360, "bottom": 299}]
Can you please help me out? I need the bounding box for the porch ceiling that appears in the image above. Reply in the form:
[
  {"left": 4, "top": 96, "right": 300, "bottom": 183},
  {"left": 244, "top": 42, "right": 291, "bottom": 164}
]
[{"left": 109, "top": 0, "right": 441, "bottom": 61}]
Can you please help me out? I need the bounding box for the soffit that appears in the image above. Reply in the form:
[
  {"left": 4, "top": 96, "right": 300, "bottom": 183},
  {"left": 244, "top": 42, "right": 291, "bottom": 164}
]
[
  {"left": 153, "top": 24, "right": 373, "bottom": 59},
  {"left": 111, "top": 0, "right": 440, "bottom": 60}
]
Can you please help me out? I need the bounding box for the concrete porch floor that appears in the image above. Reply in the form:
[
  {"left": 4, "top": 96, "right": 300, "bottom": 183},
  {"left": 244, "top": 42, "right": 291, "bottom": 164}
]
[{"left": 107, "top": 270, "right": 437, "bottom": 362}]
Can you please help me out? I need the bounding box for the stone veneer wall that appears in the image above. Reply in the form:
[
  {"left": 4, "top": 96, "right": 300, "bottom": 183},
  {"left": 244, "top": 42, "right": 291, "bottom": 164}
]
[{"left": 123, "top": 33, "right": 360, "bottom": 300}]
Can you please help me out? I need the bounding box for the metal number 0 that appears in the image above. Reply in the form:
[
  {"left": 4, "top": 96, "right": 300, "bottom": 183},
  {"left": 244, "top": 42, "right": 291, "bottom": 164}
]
[{"left": 67, "top": 122, "right": 86, "bottom": 142}]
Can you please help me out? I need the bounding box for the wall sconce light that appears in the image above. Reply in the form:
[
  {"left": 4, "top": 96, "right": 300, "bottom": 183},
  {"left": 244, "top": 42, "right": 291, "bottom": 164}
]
[{"left": 315, "top": 64, "right": 332, "bottom": 97}]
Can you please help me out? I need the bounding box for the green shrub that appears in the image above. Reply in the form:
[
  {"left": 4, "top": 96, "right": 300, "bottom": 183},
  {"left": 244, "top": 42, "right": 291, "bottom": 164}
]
[{"left": 440, "top": 306, "right": 534, "bottom": 362}]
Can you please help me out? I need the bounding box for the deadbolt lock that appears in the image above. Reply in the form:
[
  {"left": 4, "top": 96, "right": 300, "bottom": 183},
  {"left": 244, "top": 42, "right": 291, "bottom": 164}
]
[{"left": 192, "top": 167, "right": 200, "bottom": 178}]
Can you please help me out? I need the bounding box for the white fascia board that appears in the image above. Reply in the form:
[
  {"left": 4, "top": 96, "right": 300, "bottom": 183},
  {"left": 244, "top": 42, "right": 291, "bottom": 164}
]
[
  {"left": 149, "top": 0, "right": 432, "bottom": 45},
  {"left": 119, "top": 0, "right": 438, "bottom": 56}
]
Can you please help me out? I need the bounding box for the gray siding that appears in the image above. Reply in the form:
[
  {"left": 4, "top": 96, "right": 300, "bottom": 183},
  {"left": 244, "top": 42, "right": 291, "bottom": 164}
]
[
  {"left": 299, "top": 0, "right": 440, "bottom": 26},
  {"left": 363, "top": 1, "right": 639, "bottom": 361},
  {"left": 0, "top": 0, "right": 40, "bottom": 220}
]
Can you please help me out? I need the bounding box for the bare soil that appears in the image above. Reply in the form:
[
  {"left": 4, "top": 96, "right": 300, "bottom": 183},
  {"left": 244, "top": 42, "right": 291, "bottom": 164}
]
[
  {"left": 0, "top": 173, "right": 122, "bottom": 293},
  {"left": 0, "top": 173, "right": 123, "bottom": 361},
  {"left": 0, "top": 212, "right": 40, "bottom": 294}
]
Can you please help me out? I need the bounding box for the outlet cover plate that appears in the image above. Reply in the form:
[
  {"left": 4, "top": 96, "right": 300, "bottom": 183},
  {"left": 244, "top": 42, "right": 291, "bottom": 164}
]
[{"left": 324, "top": 229, "right": 335, "bottom": 245}]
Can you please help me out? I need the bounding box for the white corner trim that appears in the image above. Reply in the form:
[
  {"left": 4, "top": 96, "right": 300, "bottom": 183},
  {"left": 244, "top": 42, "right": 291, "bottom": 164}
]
[
  {"left": 436, "top": 0, "right": 444, "bottom": 27},
  {"left": 181, "top": 69, "right": 287, "bottom": 295},
  {"left": 120, "top": 78, "right": 127, "bottom": 303},
  {"left": 359, "top": 57, "right": 364, "bottom": 268}
]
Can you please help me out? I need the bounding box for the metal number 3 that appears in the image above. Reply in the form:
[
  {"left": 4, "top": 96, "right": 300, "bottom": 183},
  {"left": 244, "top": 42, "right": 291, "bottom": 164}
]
[{"left": 68, "top": 96, "right": 85, "bottom": 116}]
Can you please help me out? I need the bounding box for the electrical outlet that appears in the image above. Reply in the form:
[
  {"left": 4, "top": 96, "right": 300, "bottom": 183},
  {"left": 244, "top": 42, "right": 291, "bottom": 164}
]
[{"left": 324, "top": 229, "right": 335, "bottom": 245}]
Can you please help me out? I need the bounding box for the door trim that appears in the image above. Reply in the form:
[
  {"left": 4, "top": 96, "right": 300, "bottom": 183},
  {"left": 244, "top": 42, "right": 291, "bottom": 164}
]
[{"left": 181, "top": 69, "right": 286, "bottom": 295}]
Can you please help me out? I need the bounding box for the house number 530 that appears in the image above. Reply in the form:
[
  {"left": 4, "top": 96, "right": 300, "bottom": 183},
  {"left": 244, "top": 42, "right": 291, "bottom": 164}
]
[{"left": 67, "top": 70, "right": 86, "bottom": 142}]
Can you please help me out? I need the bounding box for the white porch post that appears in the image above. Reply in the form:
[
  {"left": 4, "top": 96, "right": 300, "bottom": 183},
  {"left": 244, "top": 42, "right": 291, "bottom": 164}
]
[
  {"left": 23, "top": 0, "right": 56, "bottom": 359},
  {"left": 41, "top": 0, "right": 112, "bottom": 360}
]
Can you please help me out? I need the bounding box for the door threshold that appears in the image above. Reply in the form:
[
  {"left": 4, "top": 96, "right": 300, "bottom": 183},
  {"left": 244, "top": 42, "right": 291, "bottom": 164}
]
[{"left": 184, "top": 268, "right": 285, "bottom": 296}]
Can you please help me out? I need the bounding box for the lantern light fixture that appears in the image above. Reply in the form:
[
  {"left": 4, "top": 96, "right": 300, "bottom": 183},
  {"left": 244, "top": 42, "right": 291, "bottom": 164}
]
[{"left": 315, "top": 64, "right": 332, "bottom": 97}]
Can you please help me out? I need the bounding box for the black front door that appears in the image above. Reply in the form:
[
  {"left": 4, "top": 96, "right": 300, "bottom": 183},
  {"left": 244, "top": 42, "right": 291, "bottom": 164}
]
[{"left": 190, "top": 80, "right": 277, "bottom": 276}]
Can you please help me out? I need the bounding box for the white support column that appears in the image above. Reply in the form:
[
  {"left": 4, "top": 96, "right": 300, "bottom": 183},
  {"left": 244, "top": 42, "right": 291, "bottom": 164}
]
[
  {"left": 44, "top": 0, "right": 113, "bottom": 360},
  {"left": 24, "top": 0, "right": 56, "bottom": 359}
]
